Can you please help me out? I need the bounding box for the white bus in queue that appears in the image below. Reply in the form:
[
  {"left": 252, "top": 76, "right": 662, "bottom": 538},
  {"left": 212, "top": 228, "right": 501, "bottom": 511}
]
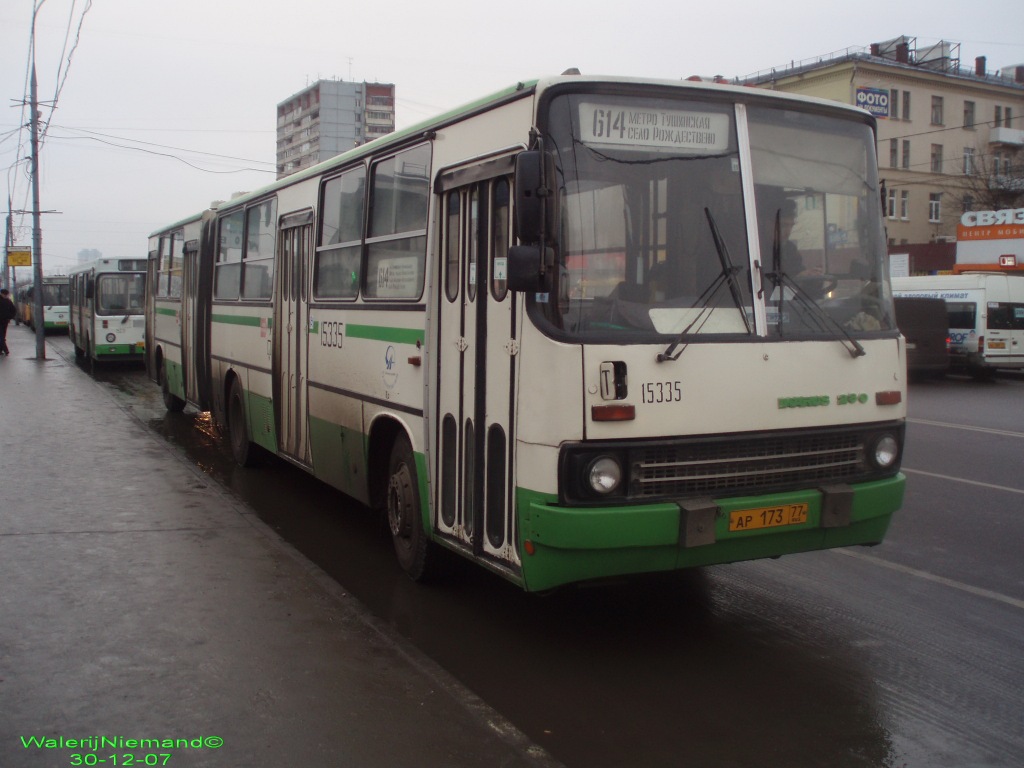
[
  {"left": 147, "top": 74, "right": 906, "bottom": 592},
  {"left": 68, "top": 257, "right": 148, "bottom": 368},
  {"left": 892, "top": 272, "right": 1024, "bottom": 376}
]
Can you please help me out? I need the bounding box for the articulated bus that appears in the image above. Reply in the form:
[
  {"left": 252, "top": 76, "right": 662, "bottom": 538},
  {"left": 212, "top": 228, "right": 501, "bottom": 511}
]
[
  {"left": 68, "top": 257, "right": 147, "bottom": 367},
  {"left": 148, "top": 75, "right": 906, "bottom": 591},
  {"left": 15, "top": 276, "right": 70, "bottom": 331},
  {"left": 892, "top": 272, "right": 1024, "bottom": 376}
]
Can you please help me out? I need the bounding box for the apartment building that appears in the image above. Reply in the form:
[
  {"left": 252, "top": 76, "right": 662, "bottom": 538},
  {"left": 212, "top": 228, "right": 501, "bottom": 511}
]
[
  {"left": 740, "top": 37, "right": 1023, "bottom": 270},
  {"left": 276, "top": 80, "right": 396, "bottom": 179}
]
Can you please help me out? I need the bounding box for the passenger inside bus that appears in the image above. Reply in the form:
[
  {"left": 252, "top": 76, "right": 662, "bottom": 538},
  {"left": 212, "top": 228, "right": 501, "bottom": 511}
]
[{"left": 758, "top": 196, "right": 820, "bottom": 278}]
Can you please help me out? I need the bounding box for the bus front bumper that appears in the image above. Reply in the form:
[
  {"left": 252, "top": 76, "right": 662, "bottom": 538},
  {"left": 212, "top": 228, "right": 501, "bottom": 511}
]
[{"left": 516, "top": 474, "right": 905, "bottom": 592}]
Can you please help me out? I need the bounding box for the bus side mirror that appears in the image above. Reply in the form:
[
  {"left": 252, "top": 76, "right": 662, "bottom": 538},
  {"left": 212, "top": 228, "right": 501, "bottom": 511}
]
[
  {"left": 514, "top": 150, "right": 558, "bottom": 245},
  {"left": 507, "top": 245, "right": 554, "bottom": 293}
]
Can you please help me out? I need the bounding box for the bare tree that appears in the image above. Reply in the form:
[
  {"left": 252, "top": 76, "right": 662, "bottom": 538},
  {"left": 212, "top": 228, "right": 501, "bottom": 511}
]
[{"left": 947, "top": 146, "right": 1024, "bottom": 214}]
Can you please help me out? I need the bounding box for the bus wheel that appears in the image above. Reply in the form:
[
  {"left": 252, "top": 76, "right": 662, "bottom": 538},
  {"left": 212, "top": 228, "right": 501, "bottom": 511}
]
[
  {"left": 386, "top": 435, "right": 433, "bottom": 580},
  {"left": 161, "top": 362, "right": 185, "bottom": 412},
  {"left": 227, "top": 378, "right": 255, "bottom": 467}
]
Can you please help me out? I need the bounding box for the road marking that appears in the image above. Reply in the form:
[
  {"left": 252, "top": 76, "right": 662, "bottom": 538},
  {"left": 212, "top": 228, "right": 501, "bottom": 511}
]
[
  {"left": 907, "top": 418, "right": 1024, "bottom": 439},
  {"left": 902, "top": 467, "right": 1024, "bottom": 496},
  {"left": 833, "top": 549, "right": 1024, "bottom": 611}
]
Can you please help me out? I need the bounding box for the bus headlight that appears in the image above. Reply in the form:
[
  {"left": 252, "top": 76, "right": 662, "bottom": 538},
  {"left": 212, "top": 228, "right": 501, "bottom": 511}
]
[
  {"left": 869, "top": 433, "right": 899, "bottom": 469},
  {"left": 586, "top": 456, "right": 623, "bottom": 495},
  {"left": 106, "top": 333, "right": 117, "bottom": 343}
]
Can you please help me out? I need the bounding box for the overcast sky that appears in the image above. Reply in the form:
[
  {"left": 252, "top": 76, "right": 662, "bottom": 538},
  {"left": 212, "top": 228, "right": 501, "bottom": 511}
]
[{"left": 2, "top": 0, "right": 1023, "bottom": 275}]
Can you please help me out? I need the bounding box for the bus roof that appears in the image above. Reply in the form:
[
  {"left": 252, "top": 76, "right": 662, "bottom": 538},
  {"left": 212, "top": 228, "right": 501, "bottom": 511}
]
[{"left": 152, "top": 74, "right": 878, "bottom": 234}]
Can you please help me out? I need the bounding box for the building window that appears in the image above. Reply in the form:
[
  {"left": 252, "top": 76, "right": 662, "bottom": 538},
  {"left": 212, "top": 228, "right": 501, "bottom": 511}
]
[
  {"left": 890, "top": 89, "right": 900, "bottom": 119},
  {"left": 930, "top": 144, "right": 943, "bottom": 173},
  {"left": 928, "top": 193, "right": 941, "bottom": 223},
  {"left": 963, "top": 147, "right": 976, "bottom": 175},
  {"left": 962, "top": 195, "right": 974, "bottom": 214},
  {"left": 963, "top": 101, "right": 975, "bottom": 128},
  {"left": 1007, "top": 108, "right": 1014, "bottom": 128},
  {"left": 890, "top": 139, "right": 898, "bottom": 167},
  {"left": 931, "top": 96, "right": 944, "bottom": 125},
  {"left": 995, "top": 106, "right": 1003, "bottom": 126},
  {"left": 902, "top": 140, "right": 911, "bottom": 169},
  {"left": 887, "top": 188, "right": 897, "bottom": 219},
  {"left": 900, "top": 190, "right": 909, "bottom": 220},
  {"left": 903, "top": 91, "right": 911, "bottom": 121}
]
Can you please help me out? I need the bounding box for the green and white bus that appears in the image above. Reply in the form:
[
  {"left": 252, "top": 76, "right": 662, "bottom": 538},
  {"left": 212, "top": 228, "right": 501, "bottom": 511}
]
[
  {"left": 15, "top": 276, "right": 70, "bottom": 331},
  {"left": 68, "top": 257, "right": 147, "bottom": 367},
  {"left": 147, "top": 74, "right": 906, "bottom": 591}
]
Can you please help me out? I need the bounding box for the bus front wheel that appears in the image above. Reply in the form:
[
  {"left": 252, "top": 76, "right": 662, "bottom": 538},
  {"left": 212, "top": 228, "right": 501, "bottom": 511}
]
[
  {"left": 386, "top": 435, "right": 433, "bottom": 580},
  {"left": 227, "top": 378, "right": 255, "bottom": 467}
]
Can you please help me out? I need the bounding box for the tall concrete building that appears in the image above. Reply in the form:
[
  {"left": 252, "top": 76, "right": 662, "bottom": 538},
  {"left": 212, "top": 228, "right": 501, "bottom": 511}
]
[
  {"left": 740, "top": 37, "right": 1024, "bottom": 272},
  {"left": 276, "top": 80, "right": 396, "bottom": 179}
]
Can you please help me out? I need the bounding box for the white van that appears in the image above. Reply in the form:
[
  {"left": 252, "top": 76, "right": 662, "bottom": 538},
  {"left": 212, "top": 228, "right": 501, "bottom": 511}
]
[{"left": 891, "top": 272, "right": 1024, "bottom": 375}]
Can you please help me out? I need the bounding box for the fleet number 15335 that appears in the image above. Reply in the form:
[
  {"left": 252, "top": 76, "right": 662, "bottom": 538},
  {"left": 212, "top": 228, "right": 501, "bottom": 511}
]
[{"left": 642, "top": 381, "right": 683, "bottom": 404}]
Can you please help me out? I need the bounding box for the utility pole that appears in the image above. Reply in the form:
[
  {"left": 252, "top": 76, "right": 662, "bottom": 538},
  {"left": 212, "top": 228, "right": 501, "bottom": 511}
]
[
  {"left": 3, "top": 199, "right": 10, "bottom": 291},
  {"left": 29, "top": 64, "right": 46, "bottom": 360}
]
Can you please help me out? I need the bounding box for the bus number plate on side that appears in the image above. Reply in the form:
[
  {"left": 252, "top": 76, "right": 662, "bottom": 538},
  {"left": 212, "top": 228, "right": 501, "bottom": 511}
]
[{"left": 729, "top": 503, "right": 809, "bottom": 532}]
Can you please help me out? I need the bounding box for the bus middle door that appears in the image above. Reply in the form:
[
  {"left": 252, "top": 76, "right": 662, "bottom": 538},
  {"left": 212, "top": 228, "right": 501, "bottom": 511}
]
[
  {"left": 182, "top": 240, "right": 199, "bottom": 403},
  {"left": 274, "top": 211, "right": 313, "bottom": 466}
]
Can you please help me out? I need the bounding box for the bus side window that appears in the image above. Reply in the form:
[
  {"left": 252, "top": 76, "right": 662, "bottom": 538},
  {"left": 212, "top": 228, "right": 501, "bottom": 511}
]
[
  {"left": 365, "top": 143, "right": 431, "bottom": 300},
  {"left": 315, "top": 167, "right": 364, "bottom": 300}
]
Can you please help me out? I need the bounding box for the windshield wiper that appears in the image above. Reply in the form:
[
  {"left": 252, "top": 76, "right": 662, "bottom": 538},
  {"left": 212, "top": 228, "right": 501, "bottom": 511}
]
[
  {"left": 763, "top": 209, "right": 865, "bottom": 359},
  {"left": 706, "top": 207, "right": 751, "bottom": 336},
  {"left": 657, "top": 208, "right": 751, "bottom": 362}
]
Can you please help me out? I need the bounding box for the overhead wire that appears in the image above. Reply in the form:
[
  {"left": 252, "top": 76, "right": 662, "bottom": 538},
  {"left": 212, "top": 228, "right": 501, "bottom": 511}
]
[{"left": 40, "top": 0, "right": 93, "bottom": 145}]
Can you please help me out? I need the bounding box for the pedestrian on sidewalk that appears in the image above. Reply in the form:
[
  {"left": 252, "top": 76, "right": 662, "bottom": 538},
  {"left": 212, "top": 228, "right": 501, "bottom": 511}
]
[{"left": 0, "top": 287, "right": 16, "bottom": 356}]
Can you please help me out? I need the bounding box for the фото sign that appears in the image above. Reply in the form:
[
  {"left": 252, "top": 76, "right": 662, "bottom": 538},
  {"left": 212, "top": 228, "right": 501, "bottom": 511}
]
[{"left": 855, "top": 88, "right": 890, "bottom": 118}]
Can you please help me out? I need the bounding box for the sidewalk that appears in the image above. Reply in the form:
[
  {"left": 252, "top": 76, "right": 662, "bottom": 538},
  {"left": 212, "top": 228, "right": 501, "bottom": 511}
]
[{"left": 0, "top": 324, "right": 558, "bottom": 768}]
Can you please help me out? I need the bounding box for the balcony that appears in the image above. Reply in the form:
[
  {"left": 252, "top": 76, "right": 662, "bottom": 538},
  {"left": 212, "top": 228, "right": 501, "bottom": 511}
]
[{"left": 990, "top": 127, "right": 1024, "bottom": 146}]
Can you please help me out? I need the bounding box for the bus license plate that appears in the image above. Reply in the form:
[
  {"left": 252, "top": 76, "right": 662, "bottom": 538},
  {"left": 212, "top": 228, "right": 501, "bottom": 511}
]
[{"left": 729, "top": 503, "right": 809, "bottom": 532}]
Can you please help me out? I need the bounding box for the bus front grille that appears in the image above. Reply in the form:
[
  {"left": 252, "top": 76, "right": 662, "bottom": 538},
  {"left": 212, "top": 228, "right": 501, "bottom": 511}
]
[{"left": 631, "top": 431, "right": 866, "bottom": 499}]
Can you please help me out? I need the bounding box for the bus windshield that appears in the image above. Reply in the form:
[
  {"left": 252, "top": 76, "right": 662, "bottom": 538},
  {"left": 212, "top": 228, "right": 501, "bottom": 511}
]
[
  {"left": 97, "top": 273, "right": 145, "bottom": 315},
  {"left": 42, "top": 282, "right": 70, "bottom": 305},
  {"left": 537, "top": 93, "right": 894, "bottom": 341}
]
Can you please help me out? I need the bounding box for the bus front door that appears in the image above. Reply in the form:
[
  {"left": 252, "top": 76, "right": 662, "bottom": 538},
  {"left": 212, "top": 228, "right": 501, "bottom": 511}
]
[
  {"left": 436, "top": 175, "right": 520, "bottom": 574},
  {"left": 274, "top": 214, "right": 313, "bottom": 466}
]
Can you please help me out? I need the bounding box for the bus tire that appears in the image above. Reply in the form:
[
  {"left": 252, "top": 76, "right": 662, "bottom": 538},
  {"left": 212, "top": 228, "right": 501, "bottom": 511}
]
[
  {"left": 386, "top": 434, "right": 433, "bottom": 581},
  {"left": 161, "top": 361, "right": 186, "bottom": 412},
  {"left": 227, "top": 377, "right": 255, "bottom": 467}
]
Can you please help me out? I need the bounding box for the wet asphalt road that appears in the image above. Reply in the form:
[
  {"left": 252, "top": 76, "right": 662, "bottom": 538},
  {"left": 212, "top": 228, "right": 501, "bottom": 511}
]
[{"left": 51, "top": 335, "right": 1024, "bottom": 768}]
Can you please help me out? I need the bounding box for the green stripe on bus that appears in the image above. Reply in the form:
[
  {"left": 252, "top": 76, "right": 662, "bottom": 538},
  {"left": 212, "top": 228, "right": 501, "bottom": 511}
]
[
  {"left": 155, "top": 307, "right": 178, "bottom": 317},
  {"left": 345, "top": 324, "right": 424, "bottom": 345},
  {"left": 211, "top": 314, "right": 272, "bottom": 328}
]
